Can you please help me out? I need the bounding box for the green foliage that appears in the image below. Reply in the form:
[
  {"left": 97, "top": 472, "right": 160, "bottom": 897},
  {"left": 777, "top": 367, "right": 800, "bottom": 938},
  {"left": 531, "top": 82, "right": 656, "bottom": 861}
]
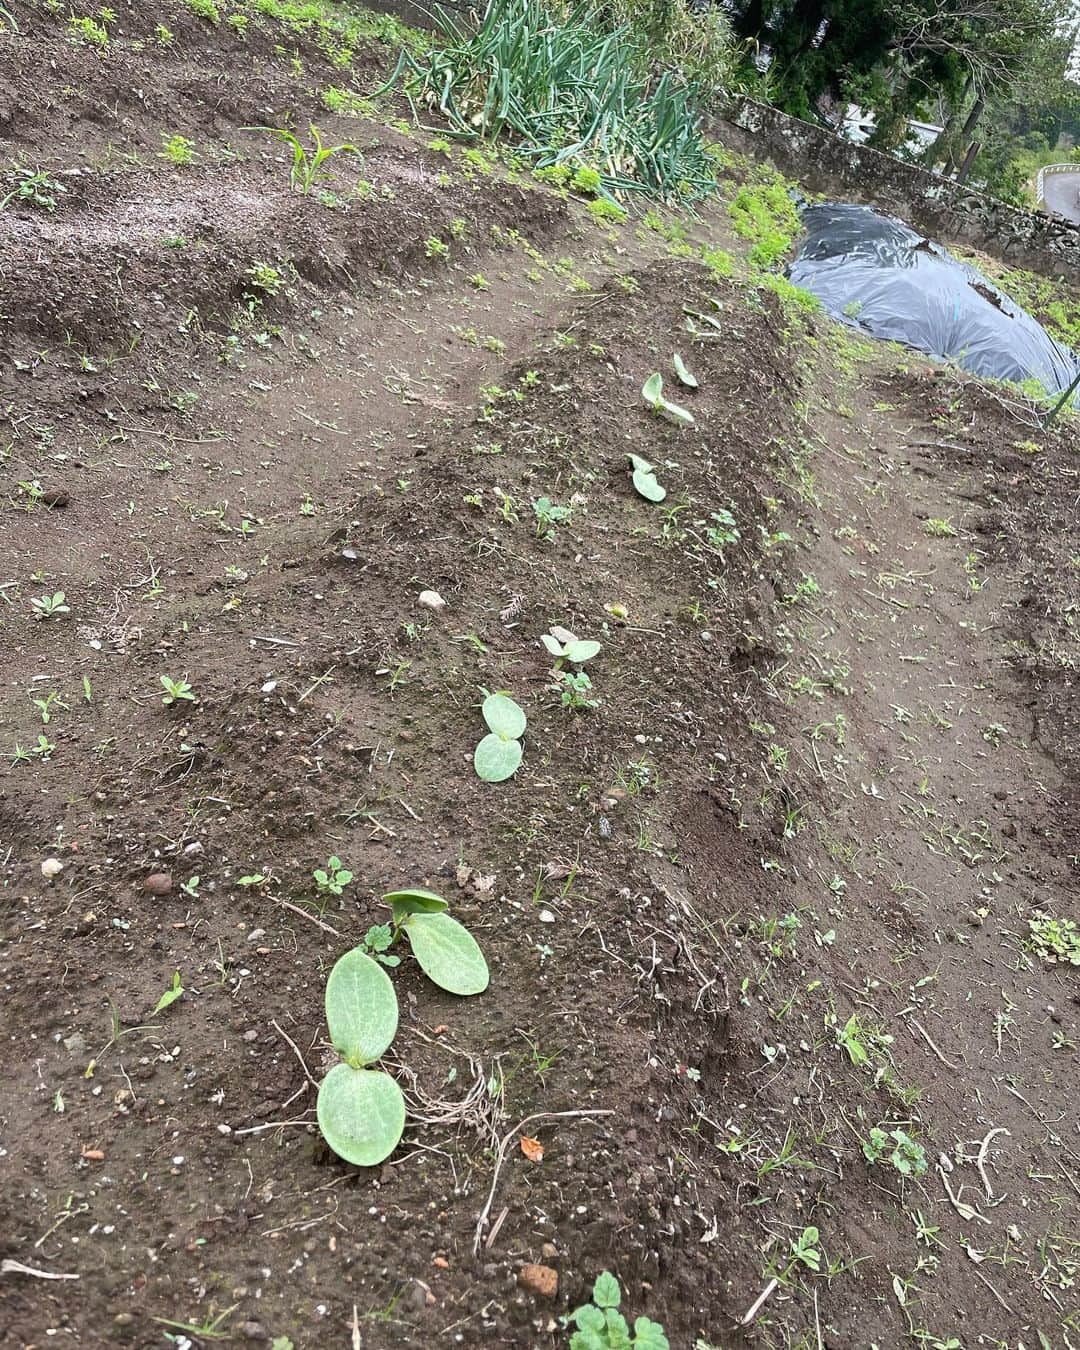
[
  {"left": 247, "top": 123, "right": 362, "bottom": 195},
  {"left": 759, "top": 273, "right": 821, "bottom": 314},
  {"left": 379, "top": 0, "right": 716, "bottom": 203},
  {"left": 552, "top": 669, "right": 598, "bottom": 710},
  {"left": 540, "top": 625, "right": 602, "bottom": 664},
  {"left": 314, "top": 856, "right": 353, "bottom": 897},
  {"left": 325, "top": 948, "right": 399, "bottom": 1065},
  {"left": 159, "top": 675, "right": 196, "bottom": 705},
  {"left": 152, "top": 972, "right": 184, "bottom": 1016},
  {"left": 1028, "top": 913, "right": 1080, "bottom": 966},
  {"left": 0, "top": 166, "right": 66, "bottom": 213},
  {"left": 30, "top": 591, "right": 69, "bottom": 619},
  {"left": 566, "top": 1271, "right": 669, "bottom": 1349},
  {"left": 627, "top": 452, "right": 666, "bottom": 502},
  {"left": 185, "top": 0, "right": 219, "bottom": 22},
  {"left": 641, "top": 373, "right": 693, "bottom": 426},
  {"left": 533, "top": 495, "right": 572, "bottom": 537},
  {"left": 400, "top": 912, "right": 489, "bottom": 994},
  {"left": 789, "top": 1225, "right": 821, "bottom": 1272},
  {"left": 672, "top": 351, "right": 697, "bottom": 387},
  {"left": 729, "top": 178, "right": 801, "bottom": 269},
  {"left": 159, "top": 134, "right": 197, "bottom": 165},
  {"left": 474, "top": 691, "right": 526, "bottom": 782},
  {"left": 862, "top": 1127, "right": 928, "bottom": 1177},
  {"left": 360, "top": 923, "right": 401, "bottom": 967},
  {"left": 68, "top": 12, "right": 109, "bottom": 47},
  {"left": 587, "top": 198, "right": 627, "bottom": 223}
]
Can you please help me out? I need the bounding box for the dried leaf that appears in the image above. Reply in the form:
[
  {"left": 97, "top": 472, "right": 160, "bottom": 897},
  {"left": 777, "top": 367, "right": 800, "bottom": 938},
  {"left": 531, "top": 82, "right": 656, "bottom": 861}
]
[{"left": 520, "top": 1136, "right": 544, "bottom": 1163}]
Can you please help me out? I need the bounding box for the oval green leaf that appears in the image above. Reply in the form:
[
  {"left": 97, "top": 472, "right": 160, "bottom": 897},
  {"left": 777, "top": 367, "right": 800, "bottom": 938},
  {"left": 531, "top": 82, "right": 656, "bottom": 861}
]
[
  {"left": 481, "top": 693, "right": 526, "bottom": 739},
  {"left": 317, "top": 1064, "right": 405, "bottom": 1167},
  {"left": 403, "top": 912, "right": 489, "bottom": 995},
  {"left": 325, "top": 948, "right": 399, "bottom": 1066},
  {"left": 632, "top": 468, "right": 667, "bottom": 503},
  {"left": 474, "top": 732, "right": 523, "bottom": 782},
  {"left": 564, "top": 639, "right": 601, "bottom": 663},
  {"left": 658, "top": 398, "right": 694, "bottom": 427},
  {"left": 382, "top": 886, "right": 449, "bottom": 918},
  {"left": 540, "top": 633, "right": 565, "bottom": 657},
  {"left": 673, "top": 352, "right": 698, "bottom": 388},
  {"left": 627, "top": 452, "right": 654, "bottom": 473},
  {"left": 641, "top": 372, "right": 663, "bottom": 407}
]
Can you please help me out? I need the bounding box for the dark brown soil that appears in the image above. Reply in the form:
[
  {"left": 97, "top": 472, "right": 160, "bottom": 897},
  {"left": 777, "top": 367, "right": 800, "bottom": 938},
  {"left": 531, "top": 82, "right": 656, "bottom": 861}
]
[{"left": 1, "top": 5, "right": 1078, "bottom": 1350}]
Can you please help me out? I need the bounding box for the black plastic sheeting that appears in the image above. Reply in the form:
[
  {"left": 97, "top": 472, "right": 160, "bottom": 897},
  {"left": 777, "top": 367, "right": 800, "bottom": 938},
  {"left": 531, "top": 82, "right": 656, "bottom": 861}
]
[{"left": 788, "top": 203, "right": 1080, "bottom": 402}]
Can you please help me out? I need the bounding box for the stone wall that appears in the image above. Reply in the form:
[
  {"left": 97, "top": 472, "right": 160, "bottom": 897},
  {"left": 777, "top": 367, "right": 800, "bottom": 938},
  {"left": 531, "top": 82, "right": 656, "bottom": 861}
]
[{"left": 718, "top": 98, "right": 1080, "bottom": 282}]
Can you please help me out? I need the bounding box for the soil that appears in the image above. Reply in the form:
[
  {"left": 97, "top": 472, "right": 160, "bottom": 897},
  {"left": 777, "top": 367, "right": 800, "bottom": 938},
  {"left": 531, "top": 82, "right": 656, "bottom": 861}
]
[{"left": 1, "top": 5, "right": 1077, "bottom": 1350}]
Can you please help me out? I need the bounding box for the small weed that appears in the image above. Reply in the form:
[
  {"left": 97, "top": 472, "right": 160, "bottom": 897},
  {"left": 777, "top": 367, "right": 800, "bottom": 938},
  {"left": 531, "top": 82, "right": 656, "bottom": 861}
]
[
  {"left": 1028, "top": 913, "right": 1080, "bottom": 966},
  {"left": 564, "top": 1271, "right": 668, "bottom": 1349},
  {"left": 160, "top": 675, "right": 196, "bottom": 705},
  {"left": 1, "top": 166, "right": 66, "bottom": 213},
  {"left": 159, "top": 134, "right": 197, "bottom": 166},
  {"left": 30, "top": 591, "right": 69, "bottom": 619},
  {"left": 314, "top": 856, "right": 353, "bottom": 898}
]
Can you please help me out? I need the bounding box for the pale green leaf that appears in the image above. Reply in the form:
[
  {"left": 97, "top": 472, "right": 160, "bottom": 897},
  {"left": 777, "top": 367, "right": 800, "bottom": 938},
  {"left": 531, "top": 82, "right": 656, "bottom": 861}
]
[
  {"left": 325, "top": 949, "right": 398, "bottom": 1066},
  {"left": 316, "top": 1064, "right": 405, "bottom": 1166},
  {"left": 474, "top": 732, "right": 523, "bottom": 782},
  {"left": 564, "top": 639, "right": 601, "bottom": 663},
  {"left": 592, "top": 1271, "right": 621, "bottom": 1309},
  {"left": 403, "top": 911, "right": 489, "bottom": 995},
  {"left": 672, "top": 352, "right": 698, "bottom": 388},
  {"left": 481, "top": 692, "right": 526, "bottom": 738},
  {"left": 657, "top": 397, "right": 694, "bottom": 427},
  {"left": 540, "top": 633, "right": 565, "bottom": 657},
  {"left": 382, "top": 887, "right": 449, "bottom": 924},
  {"left": 632, "top": 468, "right": 666, "bottom": 503},
  {"left": 641, "top": 372, "right": 663, "bottom": 407},
  {"left": 632, "top": 1317, "right": 670, "bottom": 1349},
  {"left": 626, "top": 452, "right": 654, "bottom": 473}
]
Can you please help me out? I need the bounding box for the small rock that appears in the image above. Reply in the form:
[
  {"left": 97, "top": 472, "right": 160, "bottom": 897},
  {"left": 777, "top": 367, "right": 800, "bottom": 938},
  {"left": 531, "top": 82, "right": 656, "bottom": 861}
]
[
  {"left": 183, "top": 841, "right": 204, "bottom": 856},
  {"left": 63, "top": 1032, "right": 87, "bottom": 1054},
  {"left": 541, "top": 1242, "right": 558, "bottom": 1259},
  {"left": 247, "top": 928, "right": 265, "bottom": 942},
  {"left": 518, "top": 1263, "right": 558, "bottom": 1299},
  {"left": 41, "top": 857, "right": 64, "bottom": 879},
  {"left": 538, "top": 909, "right": 556, "bottom": 924},
  {"left": 418, "top": 589, "right": 446, "bottom": 611},
  {"left": 242, "top": 1029, "right": 258, "bottom": 1042},
  {"left": 433, "top": 1255, "right": 450, "bottom": 1270},
  {"left": 143, "top": 873, "right": 172, "bottom": 895},
  {"left": 238, "top": 1322, "right": 268, "bottom": 1342},
  {"left": 42, "top": 489, "right": 70, "bottom": 509},
  {"left": 113, "top": 1313, "right": 134, "bottom": 1327}
]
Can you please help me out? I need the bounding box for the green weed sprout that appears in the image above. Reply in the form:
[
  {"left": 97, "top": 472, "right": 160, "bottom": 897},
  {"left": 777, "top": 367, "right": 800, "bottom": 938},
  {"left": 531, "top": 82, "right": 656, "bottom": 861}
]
[
  {"left": 672, "top": 351, "right": 698, "bottom": 388},
  {"left": 1, "top": 167, "right": 66, "bottom": 213},
  {"left": 30, "top": 592, "right": 70, "bottom": 619},
  {"left": 641, "top": 372, "right": 694, "bottom": 426},
  {"left": 247, "top": 124, "right": 362, "bottom": 196},
  {"left": 627, "top": 453, "right": 666, "bottom": 503},
  {"left": 862, "top": 1127, "right": 927, "bottom": 1177},
  {"left": 565, "top": 1271, "right": 668, "bottom": 1349},
  {"left": 474, "top": 691, "right": 526, "bottom": 782},
  {"left": 160, "top": 675, "right": 195, "bottom": 706},
  {"left": 314, "top": 856, "right": 353, "bottom": 898}
]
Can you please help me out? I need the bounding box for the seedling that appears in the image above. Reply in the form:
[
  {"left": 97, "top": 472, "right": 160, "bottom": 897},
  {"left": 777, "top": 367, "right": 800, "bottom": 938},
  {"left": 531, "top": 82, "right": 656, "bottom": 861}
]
[
  {"left": 314, "top": 856, "right": 353, "bottom": 898},
  {"left": 552, "top": 669, "right": 598, "bottom": 710},
  {"left": 30, "top": 591, "right": 69, "bottom": 619},
  {"left": 641, "top": 372, "right": 694, "bottom": 426},
  {"left": 317, "top": 890, "right": 489, "bottom": 1166},
  {"left": 1027, "top": 913, "right": 1080, "bottom": 965},
  {"left": 627, "top": 453, "right": 666, "bottom": 503},
  {"left": 316, "top": 949, "right": 405, "bottom": 1167},
  {"left": 533, "top": 495, "right": 571, "bottom": 538},
  {"left": 672, "top": 352, "right": 698, "bottom": 388},
  {"left": 151, "top": 972, "right": 184, "bottom": 1016},
  {"left": 789, "top": 1225, "right": 821, "bottom": 1273},
  {"left": 540, "top": 624, "right": 602, "bottom": 665},
  {"left": 247, "top": 124, "right": 362, "bottom": 196},
  {"left": 564, "top": 1271, "right": 668, "bottom": 1349},
  {"left": 862, "top": 1127, "right": 928, "bottom": 1177},
  {"left": 1, "top": 166, "right": 66, "bottom": 213},
  {"left": 379, "top": 887, "right": 489, "bottom": 995},
  {"left": 159, "top": 675, "right": 196, "bottom": 706},
  {"left": 360, "top": 923, "right": 400, "bottom": 968},
  {"left": 474, "top": 691, "right": 526, "bottom": 782}
]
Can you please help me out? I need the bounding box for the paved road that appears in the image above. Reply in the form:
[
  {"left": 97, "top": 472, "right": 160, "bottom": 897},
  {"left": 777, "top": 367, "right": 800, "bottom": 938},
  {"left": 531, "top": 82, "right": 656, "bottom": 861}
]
[{"left": 1042, "top": 170, "right": 1080, "bottom": 224}]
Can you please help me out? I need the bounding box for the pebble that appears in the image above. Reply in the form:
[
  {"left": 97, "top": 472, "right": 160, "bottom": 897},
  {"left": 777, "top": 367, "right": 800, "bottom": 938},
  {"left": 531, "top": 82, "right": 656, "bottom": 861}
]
[
  {"left": 418, "top": 589, "right": 446, "bottom": 611},
  {"left": 518, "top": 1263, "right": 558, "bottom": 1299},
  {"left": 143, "top": 872, "right": 172, "bottom": 895},
  {"left": 42, "top": 489, "right": 70, "bottom": 508},
  {"left": 538, "top": 909, "right": 556, "bottom": 924},
  {"left": 242, "top": 1029, "right": 258, "bottom": 1042},
  {"left": 41, "top": 857, "right": 64, "bottom": 879}
]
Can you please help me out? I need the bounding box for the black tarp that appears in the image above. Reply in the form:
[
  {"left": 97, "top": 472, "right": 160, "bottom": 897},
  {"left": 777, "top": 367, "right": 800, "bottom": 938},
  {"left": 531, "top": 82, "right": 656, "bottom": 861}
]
[{"left": 788, "top": 203, "right": 1080, "bottom": 402}]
